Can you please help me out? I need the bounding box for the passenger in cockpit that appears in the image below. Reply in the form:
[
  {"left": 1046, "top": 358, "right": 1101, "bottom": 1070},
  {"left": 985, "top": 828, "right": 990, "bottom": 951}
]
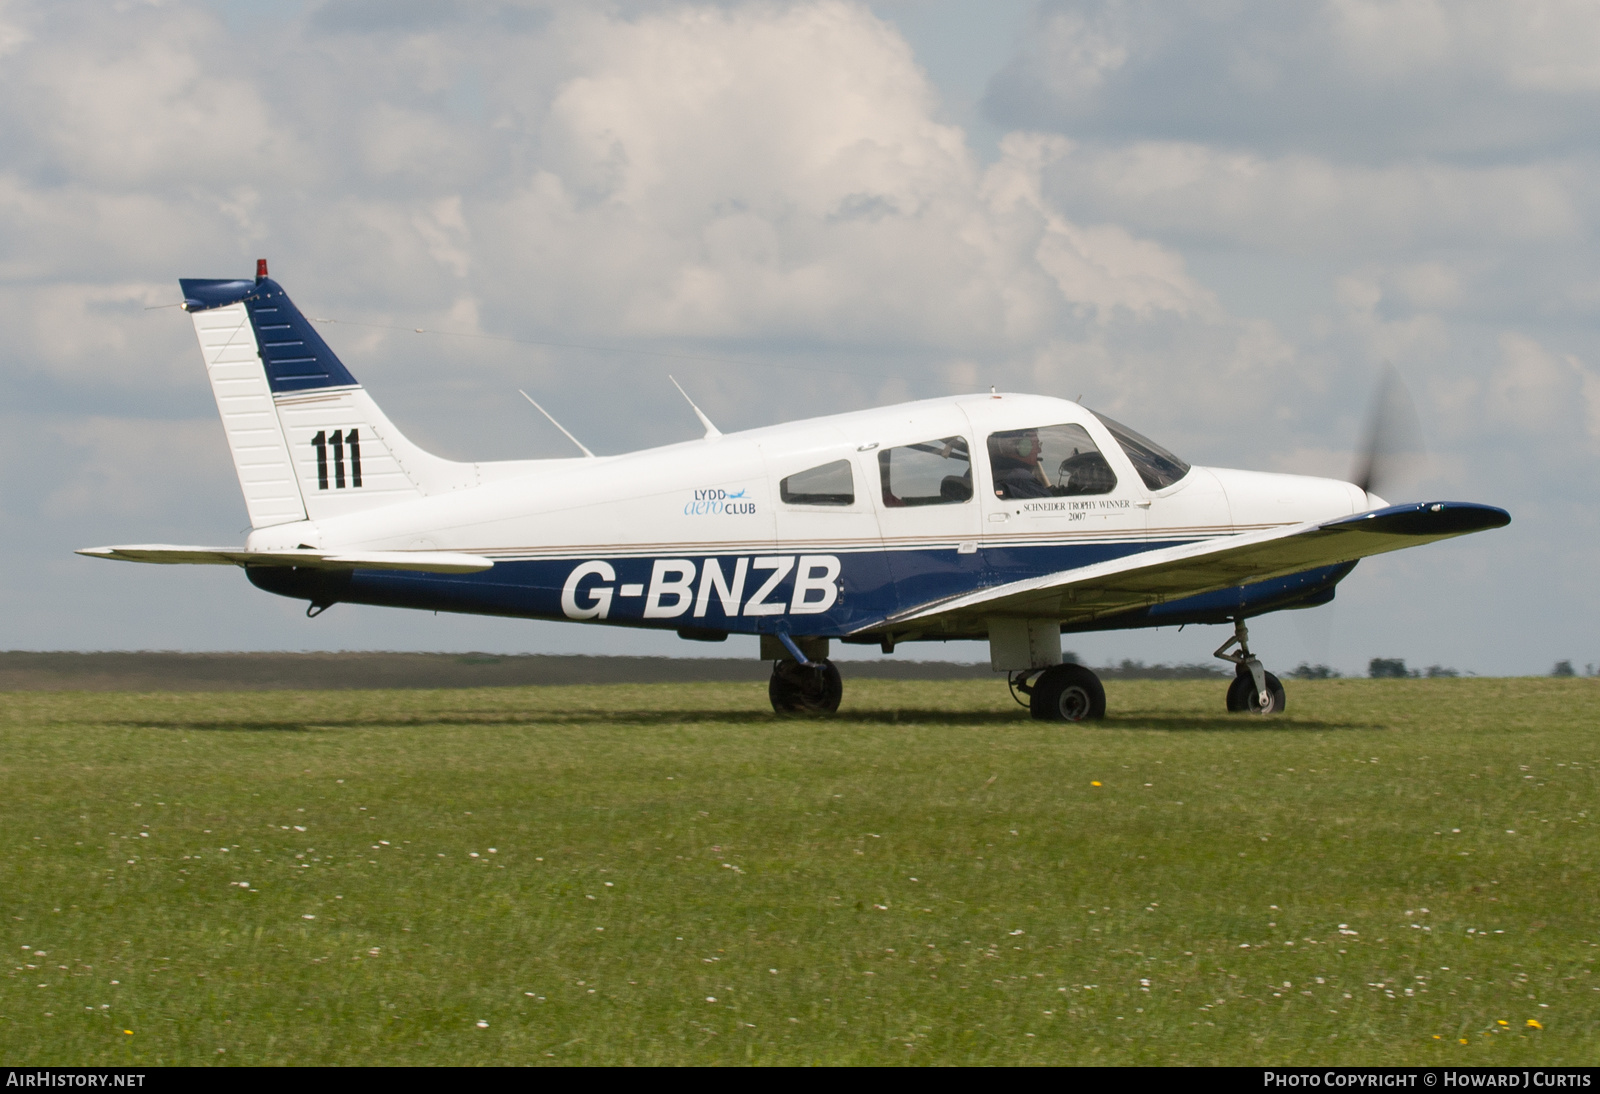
[{"left": 989, "top": 429, "right": 1054, "bottom": 499}]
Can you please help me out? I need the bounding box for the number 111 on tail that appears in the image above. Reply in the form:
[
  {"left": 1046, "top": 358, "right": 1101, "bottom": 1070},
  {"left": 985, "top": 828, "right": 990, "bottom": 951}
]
[{"left": 310, "top": 430, "right": 362, "bottom": 490}]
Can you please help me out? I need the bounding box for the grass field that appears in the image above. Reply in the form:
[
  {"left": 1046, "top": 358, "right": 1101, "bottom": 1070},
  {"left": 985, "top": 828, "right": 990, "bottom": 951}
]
[{"left": 1, "top": 677, "right": 1596, "bottom": 1065}]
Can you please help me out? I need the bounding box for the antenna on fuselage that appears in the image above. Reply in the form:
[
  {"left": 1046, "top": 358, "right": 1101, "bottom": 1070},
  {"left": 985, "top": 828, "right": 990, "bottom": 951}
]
[
  {"left": 668, "top": 375, "right": 722, "bottom": 439},
  {"left": 519, "top": 390, "right": 595, "bottom": 458}
]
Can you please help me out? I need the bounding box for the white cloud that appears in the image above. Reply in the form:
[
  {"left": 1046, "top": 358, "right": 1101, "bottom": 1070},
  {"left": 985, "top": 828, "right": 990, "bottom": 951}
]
[
  {"left": 1575, "top": 360, "right": 1600, "bottom": 447},
  {"left": 1326, "top": 0, "right": 1600, "bottom": 92},
  {"left": 0, "top": 0, "right": 30, "bottom": 58},
  {"left": 14, "top": 12, "right": 292, "bottom": 189},
  {"left": 40, "top": 415, "right": 237, "bottom": 522},
  {"left": 0, "top": 280, "right": 193, "bottom": 387},
  {"left": 0, "top": 0, "right": 1256, "bottom": 373},
  {"left": 1335, "top": 273, "right": 1451, "bottom": 362},
  {"left": 983, "top": 0, "right": 1600, "bottom": 557},
  {"left": 0, "top": 1, "right": 1283, "bottom": 468},
  {"left": 411, "top": 196, "right": 472, "bottom": 279},
  {"left": 463, "top": 2, "right": 1235, "bottom": 359},
  {"left": 1491, "top": 332, "right": 1600, "bottom": 451},
  {"left": 1022, "top": 7, "right": 1129, "bottom": 100},
  {"left": 986, "top": 133, "right": 1215, "bottom": 322},
  {"left": 991, "top": 0, "right": 1600, "bottom": 159},
  {"left": 1039, "top": 141, "right": 1584, "bottom": 255}
]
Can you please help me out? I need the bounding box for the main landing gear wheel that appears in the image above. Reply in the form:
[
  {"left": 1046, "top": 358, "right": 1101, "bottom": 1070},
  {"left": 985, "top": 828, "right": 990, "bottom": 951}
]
[
  {"left": 769, "top": 658, "right": 843, "bottom": 715},
  {"left": 1028, "top": 663, "right": 1106, "bottom": 723},
  {"left": 1226, "top": 668, "right": 1286, "bottom": 714},
  {"left": 1215, "top": 618, "right": 1287, "bottom": 715}
]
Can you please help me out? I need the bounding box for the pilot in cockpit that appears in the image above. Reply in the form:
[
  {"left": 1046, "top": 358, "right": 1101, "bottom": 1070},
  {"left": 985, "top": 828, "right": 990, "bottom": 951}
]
[{"left": 989, "top": 429, "right": 1054, "bottom": 499}]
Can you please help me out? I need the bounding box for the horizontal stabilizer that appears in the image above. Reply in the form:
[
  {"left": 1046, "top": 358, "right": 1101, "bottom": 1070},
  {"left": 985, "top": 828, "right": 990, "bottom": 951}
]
[{"left": 76, "top": 545, "right": 493, "bottom": 574}]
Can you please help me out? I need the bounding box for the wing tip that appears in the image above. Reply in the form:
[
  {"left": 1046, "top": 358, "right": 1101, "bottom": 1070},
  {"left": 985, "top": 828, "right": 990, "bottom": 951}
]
[{"left": 1337, "top": 501, "right": 1510, "bottom": 536}]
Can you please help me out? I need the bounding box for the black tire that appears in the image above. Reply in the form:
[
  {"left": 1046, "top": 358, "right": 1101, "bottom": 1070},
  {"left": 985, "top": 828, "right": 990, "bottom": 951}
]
[
  {"left": 1029, "top": 663, "right": 1106, "bottom": 722},
  {"left": 769, "top": 659, "right": 843, "bottom": 715},
  {"left": 1226, "top": 668, "right": 1286, "bottom": 714},
  {"left": 1225, "top": 671, "right": 1253, "bottom": 712}
]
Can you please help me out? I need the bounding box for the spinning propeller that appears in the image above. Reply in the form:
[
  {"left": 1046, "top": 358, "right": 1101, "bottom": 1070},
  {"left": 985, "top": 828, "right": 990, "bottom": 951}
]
[{"left": 1351, "top": 363, "right": 1425, "bottom": 502}]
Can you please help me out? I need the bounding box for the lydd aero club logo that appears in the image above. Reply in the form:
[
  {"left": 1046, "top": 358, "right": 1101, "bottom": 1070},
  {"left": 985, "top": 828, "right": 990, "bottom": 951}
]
[
  {"left": 684, "top": 488, "right": 756, "bottom": 516},
  {"left": 561, "top": 556, "right": 841, "bottom": 620}
]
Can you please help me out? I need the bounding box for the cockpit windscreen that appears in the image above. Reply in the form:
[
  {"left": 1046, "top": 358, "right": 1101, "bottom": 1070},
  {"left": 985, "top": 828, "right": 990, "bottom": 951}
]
[{"left": 1090, "top": 411, "right": 1190, "bottom": 491}]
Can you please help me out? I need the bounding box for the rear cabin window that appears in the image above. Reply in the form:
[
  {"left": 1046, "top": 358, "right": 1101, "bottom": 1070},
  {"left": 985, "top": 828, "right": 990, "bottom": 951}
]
[
  {"left": 878, "top": 436, "right": 972, "bottom": 507},
  {"left": 1090, "top": 411, "right": 1191, "bottom": 491},
  {"left": 780, "top": 459, "right": 855, "bottom": 505},
  {"left": 987, "top": 423, "right": 1117, "bottom": 498}
]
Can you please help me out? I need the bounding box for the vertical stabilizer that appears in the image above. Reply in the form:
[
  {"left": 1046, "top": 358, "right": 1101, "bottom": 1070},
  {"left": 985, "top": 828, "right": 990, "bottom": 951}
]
[{"left": 181, "top": 266, "right": 484, "bottom": 528}]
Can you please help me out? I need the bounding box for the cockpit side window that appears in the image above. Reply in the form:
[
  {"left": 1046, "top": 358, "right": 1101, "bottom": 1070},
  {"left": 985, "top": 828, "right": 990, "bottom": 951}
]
[
  {"left": 987, "top": 423, "right": 1117, "bottom": 499},
  {"left": 878, "top": 436, "right": 972, "bottom": 507},
  {"left": 1090, "top": 411, "right": 1191, "bottom": 491},
  {"left": 780, "top": 459, "right": 855, "bottom": 506}
]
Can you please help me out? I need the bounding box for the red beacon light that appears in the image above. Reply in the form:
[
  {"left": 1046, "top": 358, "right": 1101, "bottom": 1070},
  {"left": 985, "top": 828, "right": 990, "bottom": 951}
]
[{"left": 256, "top": 258, "right": 268, "bottom": 280}]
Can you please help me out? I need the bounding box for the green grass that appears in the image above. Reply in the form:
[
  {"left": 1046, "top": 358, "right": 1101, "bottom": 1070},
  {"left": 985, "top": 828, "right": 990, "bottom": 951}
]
[{"left": 1, "top": 677, "right": 1597, "bottom": 1065}]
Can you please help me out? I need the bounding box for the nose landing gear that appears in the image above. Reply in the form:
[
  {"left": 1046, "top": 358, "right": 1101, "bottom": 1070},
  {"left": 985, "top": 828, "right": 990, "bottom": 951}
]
[{"left": 1215, "top": 619, "right": 1286, "bottom": 714}]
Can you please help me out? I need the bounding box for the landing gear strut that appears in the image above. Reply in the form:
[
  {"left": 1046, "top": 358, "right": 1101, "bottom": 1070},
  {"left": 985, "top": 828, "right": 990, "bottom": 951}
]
[
  {"left": 1012, "top": 663, "right": 1106, "bottom": 722},
  {"left": 1214, "top": 618, "right": 1286, "bottom": 714}
]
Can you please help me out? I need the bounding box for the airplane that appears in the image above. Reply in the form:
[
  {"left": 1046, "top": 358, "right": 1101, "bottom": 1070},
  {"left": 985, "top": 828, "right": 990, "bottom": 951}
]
[{"left": 79, "top": 261, "right": 1510, "bottom": 720}]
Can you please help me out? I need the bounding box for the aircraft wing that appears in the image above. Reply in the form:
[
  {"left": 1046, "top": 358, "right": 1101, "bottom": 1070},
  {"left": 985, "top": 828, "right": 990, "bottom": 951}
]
[
  {"left": 887, "top": 501, "right": 1509, "bottom": 629},
  {"left": 76, "top": 545, "right": 493, "bottom": 574}
]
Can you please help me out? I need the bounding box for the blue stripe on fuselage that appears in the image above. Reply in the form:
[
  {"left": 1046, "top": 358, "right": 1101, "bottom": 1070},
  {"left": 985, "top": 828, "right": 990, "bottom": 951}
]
[{"left": 248, "top": 539, "right": 1220, "bottom": 635}]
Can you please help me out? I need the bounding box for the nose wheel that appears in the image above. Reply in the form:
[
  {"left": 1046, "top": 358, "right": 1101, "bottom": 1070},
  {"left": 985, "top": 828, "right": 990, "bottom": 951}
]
[
  {"left": 1225, "top": 665, "right": 1286, "bottom": 713},
  {"left": 1215, "top": 619, "right": 1287, "bottom": 715}
]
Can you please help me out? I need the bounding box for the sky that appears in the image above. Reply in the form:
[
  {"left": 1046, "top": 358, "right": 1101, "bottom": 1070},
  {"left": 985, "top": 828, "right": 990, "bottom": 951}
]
[{"left": 0, "top": 0, "right": 1595, "bottom": 676}]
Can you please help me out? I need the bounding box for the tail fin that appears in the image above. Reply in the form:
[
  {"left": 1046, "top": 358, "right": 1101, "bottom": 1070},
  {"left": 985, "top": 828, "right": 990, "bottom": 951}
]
[{"left": 181, "top": 263, "right": 479, "bottom": 528}]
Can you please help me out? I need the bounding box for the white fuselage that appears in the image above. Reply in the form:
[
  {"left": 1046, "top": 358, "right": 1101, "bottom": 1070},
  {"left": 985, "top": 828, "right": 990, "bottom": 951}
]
[
  {"left": 238, "top": 393, "right": 1369, "bottom": 640},
  {"left": 247, "top": 393, "right": 1366, "bottom": 557}
]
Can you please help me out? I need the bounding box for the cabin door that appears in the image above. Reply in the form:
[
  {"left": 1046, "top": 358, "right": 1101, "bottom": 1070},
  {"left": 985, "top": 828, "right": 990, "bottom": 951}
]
[
  {"left": 978, "top": 418, "right": 1149, "bottom": 587},
  {"left": 762, "top": 440, "right": 891, "bottom": 634},
  {"left": 868, "top": 422, "right": 986, "bottom": 616}
]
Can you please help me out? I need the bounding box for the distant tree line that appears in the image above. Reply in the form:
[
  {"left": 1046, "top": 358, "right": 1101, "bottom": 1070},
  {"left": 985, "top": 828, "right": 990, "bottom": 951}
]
[
  {"left": 1362, "top": 658, "right": 1593, "bottom": 678},
  {"left": 1067, "top": 655, "right": 1595, "bottom": 680},
  {"left": 1086, "top": 655, "right": 1595, "bottom": 680},
  {"left": 1291, "top": 659, "right": 1467, "bottom": 678},
  {"left": 1064, "top": 654, "right": 1226, "bottom": 679},
  {"left": 1096, "top": 657, "right": 1587, "bottom": 681},
  {"left": 1366, "top": 658, "right": 1460, "bottom": 678}
]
